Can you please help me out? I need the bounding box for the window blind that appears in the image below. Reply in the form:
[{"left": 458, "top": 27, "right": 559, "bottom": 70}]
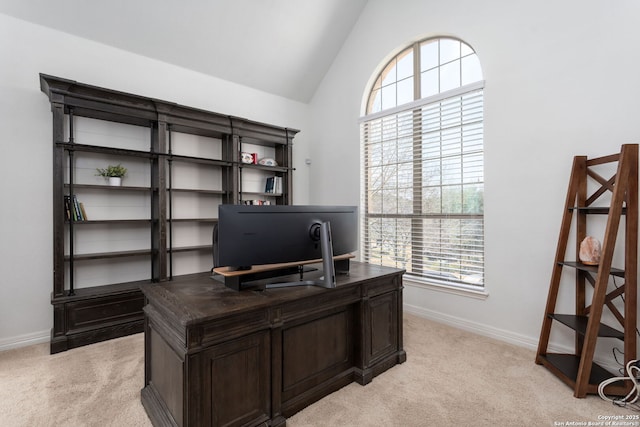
[{"left": 361, "top": 86, "right": 484, "bottom": 287}]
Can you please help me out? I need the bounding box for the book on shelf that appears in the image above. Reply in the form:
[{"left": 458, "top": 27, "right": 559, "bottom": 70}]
[
  {"left": 79, "top": 202, "right": 88, "bottom": 221},
  {"left": 265, "top": 176, "right": 282, "bottom": 194},
  {"left": 64, "top": 195, "right": 72, "bottom": 221},
  {"left": 73, "top": 195, "right": 82, "bottom": 221}
]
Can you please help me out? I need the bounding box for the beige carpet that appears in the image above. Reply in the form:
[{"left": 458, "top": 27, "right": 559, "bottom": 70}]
[{"left": 0, "top": 314, "right": 635, "bottom": 426}]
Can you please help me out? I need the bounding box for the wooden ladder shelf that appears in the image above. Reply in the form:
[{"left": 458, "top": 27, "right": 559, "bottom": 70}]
[{"left": 536, "top": 144, "right": 638, "bottom": 398}]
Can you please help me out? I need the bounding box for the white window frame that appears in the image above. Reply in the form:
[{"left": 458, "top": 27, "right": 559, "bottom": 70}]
[{"left": 360, "top": 37, "right": 487, "bottom": 296}]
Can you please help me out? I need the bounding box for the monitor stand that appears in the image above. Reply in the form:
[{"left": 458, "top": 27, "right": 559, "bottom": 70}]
[{"left": 265, "top": 221, "right": 336, "bottom": 289}]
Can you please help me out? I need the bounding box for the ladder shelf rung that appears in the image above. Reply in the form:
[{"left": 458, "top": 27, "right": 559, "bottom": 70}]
[
  {"left": 537, "top": 354, "right": 631, "bottom": 396},
  {"left": 558, "top": 261, "right": 625, "bottom": 277},
  {"left": 549, "top": 314, "right": 624, "bottom": 340},
  {"left": 568, "top": 206, "right": 627, "bottom": 215}
]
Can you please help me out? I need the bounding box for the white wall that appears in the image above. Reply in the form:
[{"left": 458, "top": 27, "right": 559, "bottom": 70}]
[
  {"left": 0, "top": 14, "right": 311, "bottom": 349},
  {"left": 308, "top": 0, "right": 640, "bottom": 363}
]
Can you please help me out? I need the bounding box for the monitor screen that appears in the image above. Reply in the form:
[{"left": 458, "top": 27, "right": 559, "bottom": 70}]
[{"left": 214, "top": 205, "right": 358, "bottom": 269}]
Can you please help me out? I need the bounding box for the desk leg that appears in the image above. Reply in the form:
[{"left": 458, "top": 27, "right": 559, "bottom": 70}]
[
  {"left": 354, "top": 296, "right": 373, "bottom": 385},
  {"left": 355, "top": 285, "right": 406, "bottom": 385},
  {"left": 397, "top": 284, "right": 407, "bottom": 364}
]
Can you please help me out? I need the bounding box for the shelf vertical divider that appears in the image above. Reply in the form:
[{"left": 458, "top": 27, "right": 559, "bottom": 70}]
[
  {"left": 151, "top": 120, "right": 167, "bottom": 282},
  {"left": 283, "top": 128, "right": 293, "bottom": 205},
  {"left": 167, "top": 124, "right": 173, "bottom": 279},
  {"left": 222, "top": 132, "right": 237, "bottom": 205},
  {"left": 67, "top": 108, "right": 76, "bottom": 296},
  {"left": 51, "top": 98, "right": 66, "bottom": 299}
]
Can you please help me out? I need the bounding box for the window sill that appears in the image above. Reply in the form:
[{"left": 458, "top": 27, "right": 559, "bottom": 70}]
[{"left": 403, "top": 276, "right": 489, "bottom": 300}]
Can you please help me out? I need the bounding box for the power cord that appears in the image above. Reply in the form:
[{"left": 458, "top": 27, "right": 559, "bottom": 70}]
[
  {"left": 613, "top": 347, "right": 625, "bottom": 373},
  {"left": 598, "top": 359, "right": 640, "bottom": 409}
]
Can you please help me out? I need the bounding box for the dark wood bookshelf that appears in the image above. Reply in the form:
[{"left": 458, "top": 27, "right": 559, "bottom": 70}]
[{"left": 41, "top": 73, "right": 299, "bottom": 353}]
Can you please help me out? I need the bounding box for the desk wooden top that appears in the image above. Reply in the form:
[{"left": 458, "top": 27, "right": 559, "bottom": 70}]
[{"left": 140, "top": 261, "right": 404, "bottom": 327}]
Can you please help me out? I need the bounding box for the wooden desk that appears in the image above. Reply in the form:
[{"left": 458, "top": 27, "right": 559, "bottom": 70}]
[{"left": 140, "top": 261, "right": 406, "bottom": 427}]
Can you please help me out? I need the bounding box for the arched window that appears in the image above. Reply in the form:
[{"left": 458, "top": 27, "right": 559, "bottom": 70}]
[{"left": 360, "top": 37, "right": 485, "bottom": 288}]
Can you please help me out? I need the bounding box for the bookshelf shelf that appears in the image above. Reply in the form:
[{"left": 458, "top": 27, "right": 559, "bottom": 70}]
[
  {"left": 64, "top": 248, "right": 153, "bottom": 261},
  {"left": 239, "top": 163, "right": 291, "bottom": 173},
  {"left": 65, "top": 184, "right": 151, "bottom": 192},
  {"left": 168, "top": 218, "right": 218, "bottom": 223},
  {"left": 166, "top": 153, "right": 232, "bottom": 167},
  {"left": 170, "top": 245, "right": 212, "bottom": 253},
  {"left": 242, "top": 191, "right": 283, "bottom": 197},
  {"left": 66, "top": 219, "right": 152, "bottom": 225},
  {"left": 57, "top": 141, "right": 155, "bottom": 159},
  {"left": 168, "top": 188, "right": 227, "bottom": 195}
]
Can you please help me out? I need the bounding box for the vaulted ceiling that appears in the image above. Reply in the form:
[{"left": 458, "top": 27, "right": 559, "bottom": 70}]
[{"left": 0, "top": 0, "right": 368, "bottom": 102}]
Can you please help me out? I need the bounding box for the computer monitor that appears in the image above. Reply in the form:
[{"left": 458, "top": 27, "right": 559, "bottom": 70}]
[{"left": 213, "top": 205, "right": 357, "bottom": 289}]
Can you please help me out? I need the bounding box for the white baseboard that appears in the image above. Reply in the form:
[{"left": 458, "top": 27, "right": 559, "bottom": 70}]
[
  {"left": 0, "top": 330, "right": 50, "bottom": 352},
  {"left": 403, "top": 303, "right": 624, "bottom": 374},
  {"left": 403, "top": 303, "right": 540, "bottom": 351}
]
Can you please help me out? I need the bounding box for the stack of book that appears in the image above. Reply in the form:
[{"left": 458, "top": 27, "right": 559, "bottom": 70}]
[{"left": 64, "top": 195, "right": 88, "bottom": 221}]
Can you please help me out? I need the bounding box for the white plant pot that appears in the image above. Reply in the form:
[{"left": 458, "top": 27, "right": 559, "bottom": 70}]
[{"left": 108, "top": 177, "right": 122, "bottom": 186}]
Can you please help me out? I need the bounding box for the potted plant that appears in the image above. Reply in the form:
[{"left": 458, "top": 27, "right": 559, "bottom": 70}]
[{"left": 96, "top": 164, "right": 127, "bottom": 186}]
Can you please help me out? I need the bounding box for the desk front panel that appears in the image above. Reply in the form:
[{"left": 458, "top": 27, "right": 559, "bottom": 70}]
[{"left": 280, "top": 305, "right": 355, "bottom": 411}]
